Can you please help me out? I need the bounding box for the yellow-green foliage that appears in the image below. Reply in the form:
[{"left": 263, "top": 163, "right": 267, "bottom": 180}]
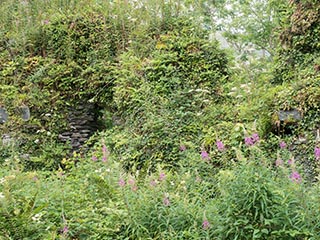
[
  {"left": 0, "top": 0, "right": 233, "bottom": 171},
  {"left": 274, "top": 0, "right": 320, "bottom": 84},
  {"left": 106, "top": 17, "right": 230, "bottom": 171},
  {"left": 271, "top": 0, "right": 320, "bottom": 134}
]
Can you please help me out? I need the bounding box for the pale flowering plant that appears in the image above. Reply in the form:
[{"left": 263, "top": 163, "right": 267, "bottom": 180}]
[
  {"left": 315, "top": 146, "right": 320, "bottom": 160},
  {"left": 0, "top": 169, "right": 49, "bottom": 239},
  {"left": 115, "top": 163, "right": 216, "bottom": 239}
]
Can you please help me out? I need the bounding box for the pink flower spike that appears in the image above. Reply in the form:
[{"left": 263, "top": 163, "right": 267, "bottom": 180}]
[
  {"left": 101, "top": 144, "right": 109, "bottom": 162},
  {"left": 179, "top": 145, "right": 187, "bottom": 151},
  {"left": 150, "top": 180, "right": 157, "bottom": 187},
  {"left": 252, "top": 133, "right": 259, "bottom": 143},
  {"left": 118, "top": 178, "right": 126, "bottom": 187},
  {"left": 92, "top": 155, "right": 98, "bottom": 161},
  {"left": 315, "top": 147, "right": 320, "bottom": 160},
  {"left": 290, "top": 171, "right": 302, "bottom": 183},
  {"left": 275, "top": 159, "right": 283, "bottom": 167},
  {"left": 128, "top": 178, "right": 135, "bottom": 185},
  {"left": 245, "top": 137, "right": 254, "bottom": 146},
  {"left": 279, "top": 141, "right": 287, "bottom": 149},
  {"left": 216, "top": 140, "right": 225, "bottom": 151},
  {"left": 202, "top": 220, "right": 210, "bottom": 230},
  {"left": 62, "top": 226, "right": 68, "bottom": 234},
  {"left": 201, "top": 150, "right": 210, "bottom": 160},
  {"left": 102, "top": 144, "right": 107, "bottom": 153},
  {"left": 163, "top": 196, "right": 170, "bottom": 206},
  {"left": 159, "top": 172, "right": 166, "bottom": 181}
]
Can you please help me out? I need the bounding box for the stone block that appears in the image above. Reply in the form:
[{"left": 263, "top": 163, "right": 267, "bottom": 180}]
[
  {"left": 278, "top": 109, "right": 302, "bottom": 121},
  {"left": 0, "top": 108, "right": 8, "bottom": 123}
]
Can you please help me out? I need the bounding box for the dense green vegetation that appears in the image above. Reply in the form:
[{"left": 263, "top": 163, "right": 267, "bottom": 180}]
[{"left": 1, "top": 0, "right": 320, "bottom": 239}]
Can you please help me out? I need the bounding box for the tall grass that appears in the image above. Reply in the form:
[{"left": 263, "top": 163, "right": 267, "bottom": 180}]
[{"left": 0, "top": 0, "right": 211, "bottom": 54}]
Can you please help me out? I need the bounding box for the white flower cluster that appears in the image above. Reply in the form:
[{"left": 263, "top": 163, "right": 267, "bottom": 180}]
[
  {"left": 228, "top": 82, "right": 252, "bottom": 98},
  {"left": 31, "top": 213, "right": 43, "bottom": 222},
  {"left": 0, "top": 177, "right": 5, "bottom": 184}
]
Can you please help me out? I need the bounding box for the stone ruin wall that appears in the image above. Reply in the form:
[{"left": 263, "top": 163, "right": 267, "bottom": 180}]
[
  {"left": 58, "top": 104, "right": 100, "bottom": 153},
  {"left": 1, "top": 104, "right": 100, "bottom": 153}
]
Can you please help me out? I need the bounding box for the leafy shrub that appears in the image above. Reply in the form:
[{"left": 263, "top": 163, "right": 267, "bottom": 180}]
[
  {"left": 0, "top": 170, "right": 48, "bottom": 239},
  {"left": 1, "top": 134, "right": 320, "bottom": 239},
  {"left": 212, "top": 147, "right": 314, "bottom": 240},
  {"left": 0, "top": 12, "right": 120, "bottom": 170},
  {"left": 107, "top": 18, "right": 230, "bottom": 170},
  {"left": 273, "top": 1, "right": 320, "bottom": 84}
]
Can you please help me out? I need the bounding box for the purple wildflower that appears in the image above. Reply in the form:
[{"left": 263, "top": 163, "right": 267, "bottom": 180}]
[
  {"left": 315, "top": 147, "right": 320, "bottom": 160},
  {"left": 43, "top": 19, "right": 49, "bottom": 25},
  {"left": 201, "top": 150, "right": 210, "bottom": 160},
  {"left": 91, "top": 155, "right": 98, "bottom": 161},
  {"left": 62, "top": 225, "right": 68, "bottom": 234},
  {"left": 202, "top": 220, "right": 210, "bottom": 230},
  {"left": 118, "top": 178, "right": 126, "bottom": 187},
  {"left": 131, "top": 185, "right": 138, "bottom": 192},
  {"left": 245, "top": 133, "right": 260, "bottom": 146},
  {"left": 150, "top": 179, "right": 157, "bottom": 187},
  {"left": 216, "top": 140, "right": 225, "bottom": 151},
  {"left": 252, "top": 133, "right": 260, "bottom": 143},
  {"left": 102, "top": 144, "right": 107, "bottom": 153},
  {"left": 159, "top": 172, "right": 166, "bottom": 181},
  {"left": 101, "top": 144, "right": 109, "bottom": 162},
  {"left": 279, "top": 141, "right": 287, "bottom": 149},
  {"left": 290, "top": 171, "right": 302, "bottom": 183},
  {"left": 245, "top": 137, "right": 254, "bottom": 146},
  {"left": 128, "top": 178, "right": 135, "bottom": 185},
  {"left": 288, "top": 158, "right": 294, "bottom": 165},
  {"left": 163, "top": 196, "right": 170, "bottom": 206},
  {"left": 179, "top": 145, "right": 186, "bottom": 151}
]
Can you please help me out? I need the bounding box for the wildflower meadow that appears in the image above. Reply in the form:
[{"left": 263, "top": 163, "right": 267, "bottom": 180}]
[{"left": 1, "top": 0, "right": 320, "bottom": 239}]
